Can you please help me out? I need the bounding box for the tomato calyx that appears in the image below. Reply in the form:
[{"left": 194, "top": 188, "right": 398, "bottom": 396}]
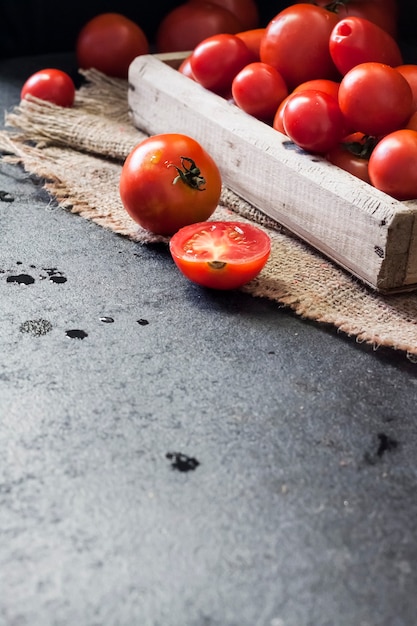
[
  {"left": 168, "top": 156, "right": 206, "bottom": 191},
  {"left": 342, "top": 134, "right": 378, "bottom": 159},
  {"left": 322, "top": 0, "right": 355, "bottom": 14}
]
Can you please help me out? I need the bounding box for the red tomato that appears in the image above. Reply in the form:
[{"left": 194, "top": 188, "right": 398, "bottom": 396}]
[
  {"left": 197, "top": 0, "right": 260, "bottom": 30},
  {"left": 119, "top": 134, "right": 222, "bottom": 236},
  {"left": 259, "top": 4, "right": 339, "bottom": 90},
  {"left": 235, "top": 28, "right": 266, "bottom": 60},
  {"left": 338, "top": 62, "right": 413, "bottom": 136},
  {"left": 190, "top": 33, "right": 255, "bottom": 95},
  {"left": 406, "top": 111, "right": 417, "bottom": 131},
  {"left": 21, "top": 69, "right": 75, "bottom": 107},
  {"left": 396, "top": 65, "right": 417, "bottom": 114},
  {"left": 368, "top": 129, "right": 417, "bottom": 200},
  {"left": 231, "top": 62, "right": 288, "bottom": 123},
  {"left": 76, "top": 13, "right": 149, "bottom": 79},
  {"left": 329, "top": 16, "right": 402, "bottom": 76},
  {"left": 169, "top": 221, "right": 271, "bottom": 290},
  {"left": 293, "top": 78, "right": 340, "bottom": 100},
  {"left": 177, "top": 55, "right": 196, "bottom": 81},
  {"left": 272, "top": 95, "right": 291, "bottom": 135},
  {"left": 309, "top": 0, "right": 398, "bottom": 37},
  {"left": 326, "top": 132, "right": 377, "bottom": 183},
  {"left": 156, "top": 1, "right": 242, "bottom": 53},
  {"left": 283, "top": 89, "right": 346, "bottom": 153},
  {"left": 293, "top": 78, "right": 354, "bottom": 134}
]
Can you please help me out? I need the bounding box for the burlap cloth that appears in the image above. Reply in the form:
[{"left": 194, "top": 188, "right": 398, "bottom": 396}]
[{"left": 2, "top": 69, "right": 417, "bottom": 360}]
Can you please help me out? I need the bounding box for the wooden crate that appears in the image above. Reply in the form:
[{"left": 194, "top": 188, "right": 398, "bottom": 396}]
[{"left": 128, "top": 53, "right": 417, "bottom": 294}]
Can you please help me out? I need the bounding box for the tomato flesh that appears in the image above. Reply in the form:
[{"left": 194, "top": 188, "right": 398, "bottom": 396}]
[{"left": 169, "top": 221, "right": 271, "bottom": 290}]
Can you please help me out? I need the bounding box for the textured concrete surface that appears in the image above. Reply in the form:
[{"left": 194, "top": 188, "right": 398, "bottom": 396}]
[{"left": 1, "top": 54, "right": 417, "bottom": 626}]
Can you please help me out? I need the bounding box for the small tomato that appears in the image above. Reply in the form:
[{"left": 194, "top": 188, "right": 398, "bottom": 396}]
[
  {"left": 368, "top": 129, "right": 417, "bottom": 200},
  {"left": 338, "top": 62, "right": 413, "bottom": 136},
  {"left": 156, "top": 2, "right": 242, "bottom": 53},
  {"left": 283, "top": 89, "right": 345, "bottom": 153},
  {"left": 169, "top": 221, "right": 271, "bottom": 290},
  {"left": 190, "top": 33, "right": 255, "bottom": 95},
  {"left": 231, "top": 62, "right": 288, "bottom": 123},
  {"left": 119, "top": 134, "right": 222, "bottom": 236},
  {"left": 76, "top": 13, "right": 149, "bottom": 79},
  {"left": 21, "top": 68, "right": 75, "bottom": 107}
]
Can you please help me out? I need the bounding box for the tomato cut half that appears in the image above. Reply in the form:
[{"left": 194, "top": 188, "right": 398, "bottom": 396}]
[{"left": 169, "top": 221, "right": 271, "bottom": 290}]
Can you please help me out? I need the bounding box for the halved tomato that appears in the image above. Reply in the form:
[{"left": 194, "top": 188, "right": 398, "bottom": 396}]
[{"left": 169, "top": 221, "right": 271, "bottom": 290}]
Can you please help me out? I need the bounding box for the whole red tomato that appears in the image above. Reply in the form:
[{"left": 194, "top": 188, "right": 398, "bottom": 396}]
[
  {"left": 119, "top": 134, "right": 222, "bottom": 236},
  {"left": 235, "top": 28, "right": 266, "bottom": 61},
  {"left": 272, "top": 95, "right": 291, "bottom": 135},
  {"left": 368, "top": 129, "right": 417, "bottom": 199},
  {"left": 259, "top": 4, "right": 339, "bottom": 90},
  {"left": 406, "top": 111, "right": 417, "bottom": 131},
  {"left": 232, "top": 62, "right": 288, "bottom": 123},
  {"left": 329, "top": 16, "right": 403, "bottom": 76},
  {"left": 308, "top": 0, "right": 398, "bottom": 37},
  {"left": 156, "top": 2, "right": 242, "bottom": 53},
  {"left": 194, "top": 0, "right": 259, "bottom": 30},
  {"left": 396, "top": 65, "right": 417, "bottom": 114},
  {"left": 293, "top": 78, "right": 340, "bottom": 100},
  {"left": 326, "top": 132, "right": 377, "bottom": 183},
  {"left": 283, "top": 89, "right": 346, "bottom": 153},
  {"left": 338, "top": 62, "right": 413, "bottom": 136},
  {"left": 177, "top": 55, "right": 196, "bottom": 80},
  {"left": 76, "top": 13, "right": 149, "bottom": 79},
  {"left": 190, "top": 33, "right": 255, "bottom": 95},
  {"left": 21, "top": 69, "right": 75, "bottom": 107}
]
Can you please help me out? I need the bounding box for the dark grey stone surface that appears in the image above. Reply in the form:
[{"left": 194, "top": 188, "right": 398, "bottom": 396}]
[{"left": 1, "top": 54, "right": 417, "bottom": 626}]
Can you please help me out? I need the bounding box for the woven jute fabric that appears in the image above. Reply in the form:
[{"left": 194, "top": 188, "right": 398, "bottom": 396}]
[{"left": 2, "top": 68, "right": 417, "bottom": 359}]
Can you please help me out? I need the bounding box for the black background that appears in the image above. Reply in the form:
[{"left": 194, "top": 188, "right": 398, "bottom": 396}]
[{"left": 0, "top": 1, "right": 414, "bottom": 59}]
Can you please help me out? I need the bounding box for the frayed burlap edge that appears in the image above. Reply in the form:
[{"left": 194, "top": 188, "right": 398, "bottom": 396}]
[{"left": 2, "top": 69, "right": 417, "bottom": 359}]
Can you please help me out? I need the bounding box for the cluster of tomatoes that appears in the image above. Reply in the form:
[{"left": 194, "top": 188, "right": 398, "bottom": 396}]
[
  {"left": 19, "top": 0, "right": 417, "bottom": 288},
  {"left": 18, "top": 0, "right": 260, "bottom": 105},
  {"left": 178, "top": 1, "right": 417, "bottom": 202},
  {"left": 118, "top": 133, "right": 271, "bottom": 290},
  {"left": 18, "top": 2, "right": 272, "bottom": 291}
]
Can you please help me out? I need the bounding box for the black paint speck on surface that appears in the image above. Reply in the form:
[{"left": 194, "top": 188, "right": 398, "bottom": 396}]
[
  {"left": 6, "top": 273, "right": 35, "bottom": 285},
  {"left": 137, "top": 318, "right": 149, "bottom": 326},
  {"left": 0, "top": 190, "right": 14, "bottom": 202},
  {"left": 42, "top": 267, "right": 67, "bottom": 283},
  {"left": 377, "top": 432, "right": 398, "bottom": 457},
  {"left": 166, "top": 452, "right": 200, "bottom": 472},
  {"left": 65, "top": 329, "right": 88, "bottom": 339},
  {"left": 49, "top": 274, "right": 67, "bottom": 284},
  {"left": 364, "top": 432, "right": 399, "bottom": 465}
]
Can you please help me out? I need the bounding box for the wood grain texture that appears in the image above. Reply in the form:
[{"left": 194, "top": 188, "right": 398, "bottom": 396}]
[{"left": 128, "top": 54, "right": 417, "bottom": 293}]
